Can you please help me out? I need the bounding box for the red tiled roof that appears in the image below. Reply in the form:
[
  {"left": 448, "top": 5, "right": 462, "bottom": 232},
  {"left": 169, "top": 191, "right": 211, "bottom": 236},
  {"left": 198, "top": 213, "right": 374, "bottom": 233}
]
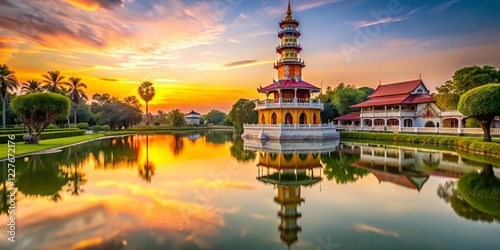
[
  {"left": 333, "top": 112, "right": 360, "bottom": 121},
  {"left": 402, "top": 94, "right": 434, "bottom": 104},
  {"left": 258, "top": 79, "right": 320, "bottom": 93},
  {"left": 351, "top": 94, "right": 410, "bottom": 108},
  {"left": 371, "top": 172, "right": 424, "bottom": 191},
  {"left": 351, "top": 94, "right": 435, "bottom": 108},
  {"left": 369, "top": 79, "right": 424, "bottom": 98}
]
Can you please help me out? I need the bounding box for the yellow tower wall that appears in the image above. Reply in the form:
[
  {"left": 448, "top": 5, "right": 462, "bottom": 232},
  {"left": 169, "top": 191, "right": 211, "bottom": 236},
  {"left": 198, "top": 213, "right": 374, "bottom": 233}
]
[{"left": 258, "top": 108, "right": 321, "bottom": 124}]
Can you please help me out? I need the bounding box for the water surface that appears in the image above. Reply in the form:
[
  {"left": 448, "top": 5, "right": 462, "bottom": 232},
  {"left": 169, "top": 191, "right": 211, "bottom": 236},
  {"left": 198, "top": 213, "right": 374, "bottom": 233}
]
[{"left": 1, "top": 131, "right": 500, "bottom": 250}]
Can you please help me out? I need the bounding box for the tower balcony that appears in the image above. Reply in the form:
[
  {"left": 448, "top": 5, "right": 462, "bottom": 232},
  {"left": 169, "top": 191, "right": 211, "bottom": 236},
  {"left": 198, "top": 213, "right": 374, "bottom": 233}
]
[
  {"left": 274, "top": 59, "right": 305, "bottom": 68},
  {"left": 278, "top": 29, "right": 301, "bottom": 38},
  {"left": 255, "top": 98, "right": 323, "bottom": 110},
  {"left": 276, "top": 43, "right": 302, "bottom": 53}
]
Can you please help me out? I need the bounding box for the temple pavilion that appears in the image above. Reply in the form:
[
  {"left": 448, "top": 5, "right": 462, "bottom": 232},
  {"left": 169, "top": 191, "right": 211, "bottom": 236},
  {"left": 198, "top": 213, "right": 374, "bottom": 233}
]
[{"left": 242, "top": 1, "right": 339, "bottom": 140}]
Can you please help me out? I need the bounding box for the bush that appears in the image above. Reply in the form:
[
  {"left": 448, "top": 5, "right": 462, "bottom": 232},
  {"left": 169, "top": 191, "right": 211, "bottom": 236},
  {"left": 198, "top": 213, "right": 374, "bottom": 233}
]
[
  {"left": 76, "top": 123, "right": 90, "bottom": 130},
  {"left": 0, "top": 130, "right": 86, "bottom": 144},
  {"left": 465, "top": 118, "right": 481, "bottom": 128},
  {"left": 101, "top": 125, "right": 110, "bottom": 131},
  {"left": 92, "top": 125, "right": 101, "bottom": 133},
  {"left": 64, "top": 123, "right": 77, "bottom": 128},
  {"left": 47, "top": 124, "right": 60, "bottom": 129}
]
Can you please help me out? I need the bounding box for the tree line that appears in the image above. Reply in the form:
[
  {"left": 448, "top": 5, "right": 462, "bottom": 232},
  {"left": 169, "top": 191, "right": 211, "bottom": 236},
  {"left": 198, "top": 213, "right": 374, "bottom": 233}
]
[{"left": 0, "top": 64, "right": 232, "bottom": 143}]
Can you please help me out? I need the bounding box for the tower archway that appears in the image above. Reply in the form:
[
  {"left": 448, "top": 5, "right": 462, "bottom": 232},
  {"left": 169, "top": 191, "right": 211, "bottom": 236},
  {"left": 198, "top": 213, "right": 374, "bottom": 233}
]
[
  {"left": 272, "top": 113, "right": 277, "bottom": 124},
  {"left": 285, "top": 112, "right": 293, "bottom": 124},
  {"left": 299, "top": 112, "right": 307, "bottom": 124}
]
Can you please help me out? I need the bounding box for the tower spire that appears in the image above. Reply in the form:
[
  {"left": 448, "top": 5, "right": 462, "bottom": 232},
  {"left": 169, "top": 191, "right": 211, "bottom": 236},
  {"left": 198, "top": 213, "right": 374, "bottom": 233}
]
[{"left": 285, "top": 0, "right": 293, "bottom": 21}]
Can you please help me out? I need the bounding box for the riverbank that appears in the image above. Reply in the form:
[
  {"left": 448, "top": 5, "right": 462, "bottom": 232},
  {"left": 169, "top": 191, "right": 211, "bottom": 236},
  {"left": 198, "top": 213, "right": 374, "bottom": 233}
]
[
  {"left": 340, "top": 131, "right": 500, "bottom": 157},
  {"left": 0, "top": 126, "right": 233, "bottom": 159}
]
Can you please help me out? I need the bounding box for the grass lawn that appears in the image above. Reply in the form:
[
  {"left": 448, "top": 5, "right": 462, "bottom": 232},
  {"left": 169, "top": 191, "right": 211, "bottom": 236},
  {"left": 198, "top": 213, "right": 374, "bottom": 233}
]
[{"left": 0, "top": 132, "right": 133, "bottom": 160}]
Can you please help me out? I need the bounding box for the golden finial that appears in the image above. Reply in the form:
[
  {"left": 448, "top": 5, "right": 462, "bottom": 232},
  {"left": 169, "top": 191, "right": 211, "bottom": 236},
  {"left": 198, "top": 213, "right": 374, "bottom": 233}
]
[{"left": 285, "top": 0, "right": 293, "bottom": 21}]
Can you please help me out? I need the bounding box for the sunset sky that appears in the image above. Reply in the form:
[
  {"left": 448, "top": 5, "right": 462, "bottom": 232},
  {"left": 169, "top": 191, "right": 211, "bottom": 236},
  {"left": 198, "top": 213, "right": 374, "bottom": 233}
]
[{"left": 1, "top": 0, "right": 499, "bottom": 114}]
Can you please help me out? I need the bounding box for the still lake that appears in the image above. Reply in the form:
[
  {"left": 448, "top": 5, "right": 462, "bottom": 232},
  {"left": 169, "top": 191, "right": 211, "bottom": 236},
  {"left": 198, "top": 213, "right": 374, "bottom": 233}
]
[{"left": 1, "top": 131, "right": 500, "bottom": 250}]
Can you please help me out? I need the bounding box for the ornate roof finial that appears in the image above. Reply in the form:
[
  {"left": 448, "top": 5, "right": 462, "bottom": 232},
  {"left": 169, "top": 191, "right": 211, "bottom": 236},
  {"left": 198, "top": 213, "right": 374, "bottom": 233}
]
[
  {"left": 419, "top": 73, "right": 422, "bottom": 80},
  {"left": 285, "top": 0, "right": 293, "bottom": 21}
]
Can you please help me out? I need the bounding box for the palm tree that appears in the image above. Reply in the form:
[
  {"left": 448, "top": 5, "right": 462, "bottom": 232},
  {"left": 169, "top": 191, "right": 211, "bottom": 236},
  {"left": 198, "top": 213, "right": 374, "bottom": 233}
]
[
  {"left": 21, "top": 80, "right": 43, "bottom": 93},
  {"left": 0, "top": 64, "right": 18, "bottom": 128},
  {"left": 59, "top": 86, "right": 71, "bottom": 127},
  {"left": 138, "top": 81, "right": 156, "bottom": 125},
  {"left": 42, "top": 70, "right": 66, "bottom": 93},
  {"left": 65, "top": 77, "right": 88, "bottom": 125}
]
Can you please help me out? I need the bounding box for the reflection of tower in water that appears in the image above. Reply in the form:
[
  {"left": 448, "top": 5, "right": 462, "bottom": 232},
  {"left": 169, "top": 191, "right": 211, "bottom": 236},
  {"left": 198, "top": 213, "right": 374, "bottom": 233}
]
[{"left": 256, "top": 151, "right": 323, "bottom": 248}]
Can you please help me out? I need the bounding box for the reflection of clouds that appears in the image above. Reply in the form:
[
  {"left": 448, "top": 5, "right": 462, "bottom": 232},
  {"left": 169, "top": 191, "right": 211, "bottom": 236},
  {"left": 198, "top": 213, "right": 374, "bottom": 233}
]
[
  {"left": 250, "top": 213, "right": 271, "bottom": 220},
  {"left": 186, "top": 179, "right": 257, "bottom": 190},
  {"left": 72, "top": 237, "right": 127, "bottom": 250},
  {"left": 2, "top": 184, "right": 227, "bottom": 250},
  {"left": 93, "top": 181, "right": 178, "bottom": 197},
  {"left": 354, "top": 223, "right": 400, "bottom": 238}
]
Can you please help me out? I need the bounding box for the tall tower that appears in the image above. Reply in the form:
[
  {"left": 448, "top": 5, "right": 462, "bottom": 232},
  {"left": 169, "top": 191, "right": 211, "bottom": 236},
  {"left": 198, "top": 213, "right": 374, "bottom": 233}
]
[
  {"left": 242, "top": 0, "right": 339, "bottom": 141},
  {"left": 275, "top": 0, "right": 305, "bottom": 80},
  {"left": 254, "top": 0, "right": 322, "bottom": 126}
]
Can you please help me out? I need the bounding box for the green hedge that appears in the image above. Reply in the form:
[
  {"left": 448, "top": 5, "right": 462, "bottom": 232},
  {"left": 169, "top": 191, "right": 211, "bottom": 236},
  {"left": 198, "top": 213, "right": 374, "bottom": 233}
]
[
  {"left": 340, "top": 132, "right": 500, "bottom": 156},
  {"left": 0, "top": 130, "right": 86, "bottom": 144},
  {"left": 92, "top": 125, "right": 101, "bottom": 133},
  {"left": 0, "top": 128, "right": 80, "bottom": 135},
  {"left": 76, "top": 123, "right": 90, "bottom": 130},
  {"left": 102, "top": 125, "right": 110, "bottom": 131}
]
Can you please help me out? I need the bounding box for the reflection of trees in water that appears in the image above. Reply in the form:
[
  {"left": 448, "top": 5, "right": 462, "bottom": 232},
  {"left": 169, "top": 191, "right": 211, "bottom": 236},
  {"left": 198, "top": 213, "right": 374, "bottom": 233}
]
[
  {"left": 457, "top": 164, "right": 500, "bottom": 217},
  {"left": 16, "top": 154, "right": 70, "bottom": 202},
  {"left": 1, "top": 163, "right": 11, "bottom": 216},
  {"left": 139, "top": 134, "right": 155, "bottom": 182},
  {"left": 423, "top": 153, "right": 441, "bottom": 171},
  {"left": 170, "top": 134, "right": 185, "bottom": 156},
  {"left": 321, "top": 152, "right": 369, "bottom": 184},
  {"left": 62, "top": 164, "right": 87, "bottom": 196},
  {"left": 205, "top": 131, "right": 232, "bottom": 144},
  {"left": 283, "top": 153, "right": 294, "bottom": 162},
  {"left": 229, "top": 138, "right": 256, "bottom": 163},
  {"left": 438, "top": 179, "right": 500, "bottom": 223},
  {"left": 92, "top": 136, "right": 139, "bottom": 169}
]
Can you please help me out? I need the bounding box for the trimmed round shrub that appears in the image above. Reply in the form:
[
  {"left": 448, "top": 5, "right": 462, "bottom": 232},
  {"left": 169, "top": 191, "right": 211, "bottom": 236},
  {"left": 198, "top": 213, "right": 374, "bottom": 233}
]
[
  {"left": 102, "top": 125, "right": 110, "bottom": 131},
  {"left": 76, "top": 123, "right": 90, "bottom": 130},
  {"left": 47, "top": 124, "right": 59, "bottom": 129},
  {"left": 92, "top": 125, "right": 101, "bottom": 133}
]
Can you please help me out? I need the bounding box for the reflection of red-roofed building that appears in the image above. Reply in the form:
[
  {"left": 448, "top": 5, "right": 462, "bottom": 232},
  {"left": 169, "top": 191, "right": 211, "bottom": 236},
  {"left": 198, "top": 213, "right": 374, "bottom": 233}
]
[
  {"left": 334, "top": 79, "right": 466, "bottom": 131},
  {"left": 371, "top": 171, "right": 428, "bottom": 192},
  {"left": 351, "top": 144, "right": 481, "bottom": 192}
]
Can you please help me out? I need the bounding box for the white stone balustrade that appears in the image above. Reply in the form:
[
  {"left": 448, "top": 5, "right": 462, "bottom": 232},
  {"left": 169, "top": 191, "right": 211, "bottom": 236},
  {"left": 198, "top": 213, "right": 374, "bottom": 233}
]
[{"left": 254, "top": 98, "right": 323, "bottom": 110}]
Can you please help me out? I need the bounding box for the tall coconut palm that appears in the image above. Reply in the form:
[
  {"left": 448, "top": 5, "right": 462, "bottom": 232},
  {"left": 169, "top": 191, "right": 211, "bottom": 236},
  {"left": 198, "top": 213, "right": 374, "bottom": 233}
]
[
  {"left": 65, "top": 77, "right": 88, "bottom": 125},
  {"left": 59, "top": 86, "right": 71, "bottom": 127},
  {"left": 21, "top": 80, "right": 43, "bottom": 93},
  {"left": 0, "top": 64, "right": 19, "bottom": 128},
  {"left": 42, "top": 70, "right": 66, "bottom": 93},
  {"left": 138, "top": 81, "right": 156, "bottom": 125}
]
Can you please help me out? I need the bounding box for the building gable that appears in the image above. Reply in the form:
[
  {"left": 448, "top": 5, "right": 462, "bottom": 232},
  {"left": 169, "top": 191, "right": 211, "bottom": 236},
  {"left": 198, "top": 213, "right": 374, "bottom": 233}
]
[{"left": 410, "top": 83, "right": 429, "bottom": 95}]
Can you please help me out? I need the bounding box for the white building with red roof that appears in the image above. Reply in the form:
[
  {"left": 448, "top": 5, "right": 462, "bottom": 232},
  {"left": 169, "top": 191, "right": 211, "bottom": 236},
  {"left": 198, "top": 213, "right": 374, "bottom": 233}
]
[{"left": 334, "top": 79, "right": 467, "bottom": 131}]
